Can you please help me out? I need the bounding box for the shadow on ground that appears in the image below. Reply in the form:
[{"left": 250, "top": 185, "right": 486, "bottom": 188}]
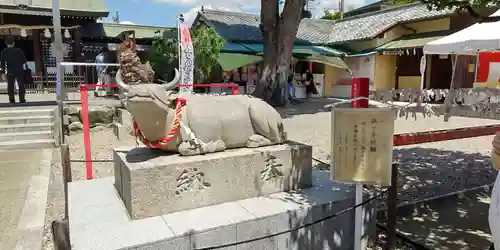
[
  {"left": 314, "top": 146, "right": 496, "bottom": 249},
  {"left": 389, "top": 147, "right": 496, "bottom": 206},
  {"left": 382, "top": 147, "right": 495, "bottom": 250},
  {"left": 276, "top": 98, "right": 335, "bottom": 118},
  {"left": 395, "top": 188, "right": 493, "bottom": 250}
]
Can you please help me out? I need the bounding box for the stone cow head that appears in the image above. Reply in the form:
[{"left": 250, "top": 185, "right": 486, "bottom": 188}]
[
  {"left": 116, "top": 69, "right": 182, "bottom": 141},
  {"left": 116, "top": 68, "right": 181, "bottom": 106}
]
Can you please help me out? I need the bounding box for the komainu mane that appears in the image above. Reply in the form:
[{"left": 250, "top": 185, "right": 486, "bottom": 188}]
[
  {"left": 116, "top": 40, "right": 286, "bottom": 156},
  {"left": 118, "top": 39, "right": 155, "bottom": 85}
]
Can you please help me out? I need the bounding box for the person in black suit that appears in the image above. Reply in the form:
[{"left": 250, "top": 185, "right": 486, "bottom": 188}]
[{"left": 1, "top": 36, "right": 28, "bottom": 104}]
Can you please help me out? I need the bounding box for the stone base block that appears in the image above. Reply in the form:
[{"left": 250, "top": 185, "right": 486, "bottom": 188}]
[
  {"left": 111, "top": 122, "right": 134, "bottom": 141},
  {"left": 114, "top": 141, "right": 313, "bottom": 219},
  {"left": 69, "top": 170, "right": 376, "bottom": 250},
  {"left": 117, "top": 108, "right": 133, "bottom": 127},
  {"left": 113, "top": 108, "right": 134, "bottom": 141}
]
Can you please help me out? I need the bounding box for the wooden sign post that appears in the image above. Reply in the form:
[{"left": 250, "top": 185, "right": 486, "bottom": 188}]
[{"left": 331, "top": 107, "right": 395, "bottom": 250}]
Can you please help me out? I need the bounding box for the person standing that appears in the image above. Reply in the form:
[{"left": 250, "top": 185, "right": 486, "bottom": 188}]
[
  {"left": 304, "top": 69, "right": 318, "bottom": 99},
  {"left": 1, "top": 36, "right": 28, "bottom": 104},
  {"left": 490, "top": 133, "right": 500, "bottom": 250},
  {"left": 94, "top": 47, "right": 108, "bottom": 96}
]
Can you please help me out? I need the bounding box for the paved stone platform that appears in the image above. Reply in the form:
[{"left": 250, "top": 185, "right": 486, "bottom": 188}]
[
  {"left": 69, "top": 170, "right": 376, "bottom": 250},
  {"left": 0, "top": 149, "right": 52, "bottom": 250}
]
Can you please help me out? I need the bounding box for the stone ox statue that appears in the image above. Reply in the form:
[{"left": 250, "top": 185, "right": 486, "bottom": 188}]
[{"left": 115, "top": 52, "right": 286, "bottom": 156}]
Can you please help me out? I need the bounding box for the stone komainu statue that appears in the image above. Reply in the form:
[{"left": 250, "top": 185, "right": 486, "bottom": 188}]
[
  {"left": 116, "top": 40, "right": 286, "bottom": 156},
  {"left": 118, "top": 39, "right": 155, "bottom": 84}
]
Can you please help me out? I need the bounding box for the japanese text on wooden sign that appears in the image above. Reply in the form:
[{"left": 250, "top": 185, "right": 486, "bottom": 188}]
[{"left": 331, "top": 108, "right": 394, "bottom": 186}]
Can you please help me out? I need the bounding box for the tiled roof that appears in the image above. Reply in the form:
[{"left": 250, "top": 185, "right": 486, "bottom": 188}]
[
  {"left": 375, "top": 30, "right": 453, "bottom": 51},
  {"left": 327, "top": 3, "right": 453, "bottom": 43},
  {"left": 197, "top": 3, "right": 455, "bottom": 45},
  {"left": 0, "top": 0, "right": 108, "bottom": 17},
  {"left": 197, "top": 10, "right": 333, "bottom": 44},
  {"left": 81, "top": 23, "right": 175, "bottom": 39}
]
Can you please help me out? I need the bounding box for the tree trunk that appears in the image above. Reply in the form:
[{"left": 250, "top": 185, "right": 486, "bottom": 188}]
[{"left": 253, "top": 0, "right": 303, "bottom": 106}]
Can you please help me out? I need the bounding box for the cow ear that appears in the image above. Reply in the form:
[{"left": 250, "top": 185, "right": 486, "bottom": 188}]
[{"left": 166, "top": 92, "right": 179, "bottom": 103}]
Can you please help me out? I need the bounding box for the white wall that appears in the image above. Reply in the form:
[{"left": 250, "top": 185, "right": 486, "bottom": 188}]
[{"left": 342, "top": 55, "right": 376, "bottom": 87}]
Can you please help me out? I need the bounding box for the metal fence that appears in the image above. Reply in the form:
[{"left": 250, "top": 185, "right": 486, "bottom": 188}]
[
  {"left": 27, "top": 73, "right": 85, "bottom": 93},
  {"left": 24, "top": 62, "right": 120, "bottom": 101}
]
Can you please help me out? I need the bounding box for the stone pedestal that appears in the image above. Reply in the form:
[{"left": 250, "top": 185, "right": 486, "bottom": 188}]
[
  {"left": 114, "top": 141, "right": 313, "bottom": 219},
  {"left": 113, "top": 109, "right": 134, "bottom": 141},
  {"left": 69, "top": 170, "right": 376, "bottom": 250}
]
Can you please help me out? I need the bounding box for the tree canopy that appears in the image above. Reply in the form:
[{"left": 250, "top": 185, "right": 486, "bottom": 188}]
[
  {"left": 320, "top": 10, "right": 342, "bottom": 20},
  {"left": 387, "top": 0, "right": 419, "bottom": 6},
  {"left": 392, "top": 0, "right": 500, "bottom": 22},
  {"left": 149, "top": 26, "right": 224, "bottom": 84}
]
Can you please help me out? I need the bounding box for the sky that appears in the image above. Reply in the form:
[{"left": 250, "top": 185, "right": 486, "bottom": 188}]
[{"left": 103, "top": 0, "right": 378, "bottom": 27}]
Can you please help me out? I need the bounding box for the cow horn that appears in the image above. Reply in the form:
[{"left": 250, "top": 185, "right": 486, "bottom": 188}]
[
  {"left": 162, "top": 68, "right": 180, "bottom": 90},
  {"left": 115, "top": 69, "right": 130, "bottom": 91}
]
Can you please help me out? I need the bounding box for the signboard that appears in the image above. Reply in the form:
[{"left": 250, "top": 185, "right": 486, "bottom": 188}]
[
  {"left": 179, "top": 23, "right": 194, "bottom": 92},
  {"left": 331, "top": 108, "right": 394, "bottom": 186},
  {"left": 476, "top": 51, "right": 500, "bottom": 88}
]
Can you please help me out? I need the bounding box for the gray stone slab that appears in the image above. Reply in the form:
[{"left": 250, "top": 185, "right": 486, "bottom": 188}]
[
  {"left": 69, "top": 178, "right": 175, "bottom": 250},
  {"left": 69, "top": 171, "right": 375, "bottom": 250},
  {"left": 114, "top": 141, "right": 313, "bottom": 219},
  {"left": 162, "top": 201, "right": 256, "bottom": 236}
]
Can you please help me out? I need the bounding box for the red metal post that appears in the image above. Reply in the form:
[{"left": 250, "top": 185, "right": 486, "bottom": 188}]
[
  {"left": 79, "top": 85, "right": 93, "bottom": 180},
  {"left": 351, "top": 78, "right": 369, "bottom": 108}
]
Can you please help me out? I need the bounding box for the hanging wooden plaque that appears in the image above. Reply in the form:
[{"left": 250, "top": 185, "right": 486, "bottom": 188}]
[{"left": 331, "top": 108, "right": 394, "bottom": 186}]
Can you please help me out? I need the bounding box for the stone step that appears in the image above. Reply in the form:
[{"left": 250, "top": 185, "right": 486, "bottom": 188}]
[
  {"left": 0, "top": 131, "right": 53, "bottom": 141},
  {"left": 0, "top": 116, "right": 53, "bottom": 125},
  {"left": 0, "top": 123, "right": 53, "bottom": 133},
  {"left": 0, "top": 108, "right": 54, "bottom": 118},
  {"left": 0, "top": 139, "right": 55, "bottom": 150}
]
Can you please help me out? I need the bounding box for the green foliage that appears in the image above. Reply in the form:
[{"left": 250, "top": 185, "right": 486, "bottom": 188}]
[
  {"left": 320, "top": 10, "right": 342, "bottom": 20},
  {"left": 386, "top": 0, "right": 419, "bottom": 6},
  {"left": 420, "top": 0, "right": 499, "bottom": 10},
  {"left": 386, "top": 0, "right": 499, "bottom": 22},
  {"left": 149, "top": 26, "right": 225, "bottom": 83},
  {"left": 149, "top": 30, "right": 178, "bottom": 81},
  {"left": 419, "top": 0, "right": 500, "bottom": 22},
  {"left": 191, "top": 26, "right": 225, "bottom": 83}
]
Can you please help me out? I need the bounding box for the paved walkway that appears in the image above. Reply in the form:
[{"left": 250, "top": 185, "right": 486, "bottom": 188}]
[{"left": 0, "top": 149, "right": 52, "bottom": 250}]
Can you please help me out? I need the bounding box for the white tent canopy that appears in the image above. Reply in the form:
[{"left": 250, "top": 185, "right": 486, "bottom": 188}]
[{"left": 423, "top": 9, "right": 500, "bottom": 55}]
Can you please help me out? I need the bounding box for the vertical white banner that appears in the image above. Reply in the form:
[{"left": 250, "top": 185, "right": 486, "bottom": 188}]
[
  {"left": 420, "top": 55, "right": 426, "bottom": 89},
  {"left": 179, "top": 23, "right": 194, "bottom": 92}
]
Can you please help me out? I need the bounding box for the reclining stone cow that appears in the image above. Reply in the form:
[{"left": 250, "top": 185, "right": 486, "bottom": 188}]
[{"left": 115, "top": 48, "right": 286, "bottom": 156}]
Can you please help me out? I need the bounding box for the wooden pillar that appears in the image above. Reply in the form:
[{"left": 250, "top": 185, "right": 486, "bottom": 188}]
[
  {"left": 384, "top": 163, "right": 398, "bottom": 250},
  {"left": 33, "top": 30, "right": 44, "bottom": 75}
]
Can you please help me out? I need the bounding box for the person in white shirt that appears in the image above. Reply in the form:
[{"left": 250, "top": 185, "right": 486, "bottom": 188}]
[{"left": 490, "top": 133, "right": 500, "bottom": 250}]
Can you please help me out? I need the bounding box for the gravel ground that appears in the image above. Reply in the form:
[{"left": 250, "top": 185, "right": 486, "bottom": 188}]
[
  {"left": 366, "top": 228, "right": 417, "bottom": 250},
  {"left": 42, "top": 98, "right": 500, "bottom": 249}
]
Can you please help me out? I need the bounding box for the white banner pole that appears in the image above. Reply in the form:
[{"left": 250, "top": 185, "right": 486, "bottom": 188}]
[{"left": 177, "top": 14, "right": 182, "bottom": 86}]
